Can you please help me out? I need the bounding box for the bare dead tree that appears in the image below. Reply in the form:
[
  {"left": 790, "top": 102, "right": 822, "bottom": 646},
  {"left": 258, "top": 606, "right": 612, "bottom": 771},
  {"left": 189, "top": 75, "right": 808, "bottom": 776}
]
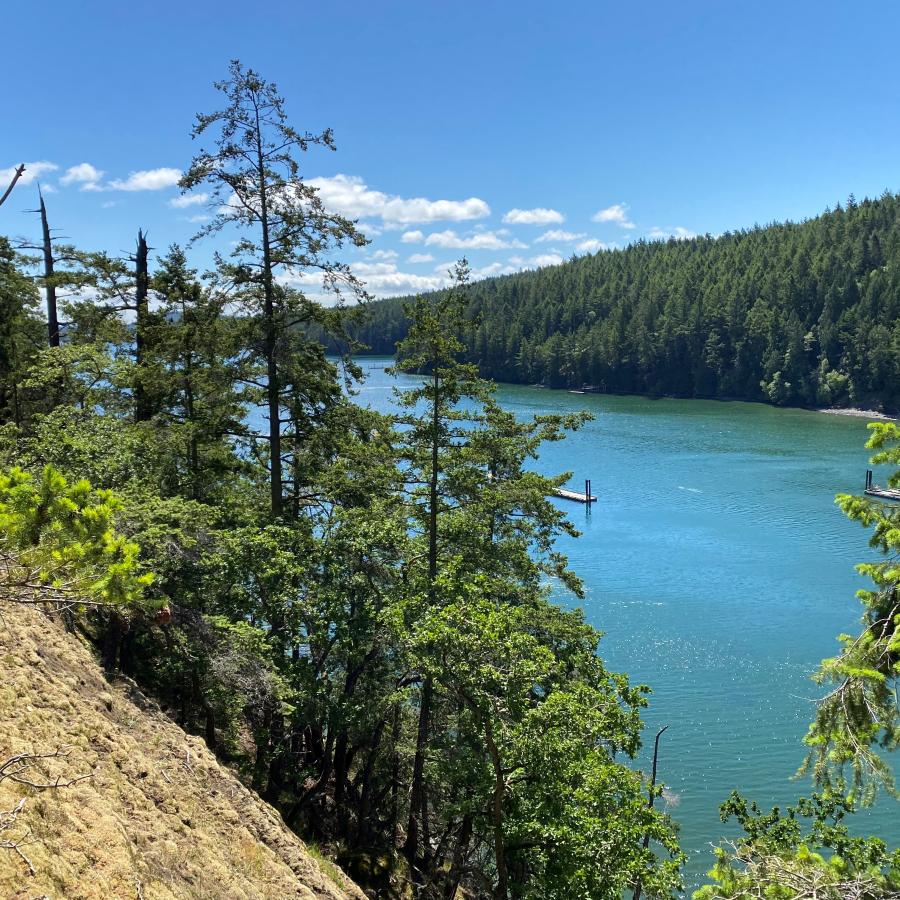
[
  {"left": 133, "top": 229, "right": 150, "bottom": 422},
  {"left": 0, "top": 164, "right": 25, "bottom": 209},
  {"left": 38, "top": 189, "right": 60, "bottom": 347},
  {"left": 632, "top": 724, "right": 669, "bottom": 900}
]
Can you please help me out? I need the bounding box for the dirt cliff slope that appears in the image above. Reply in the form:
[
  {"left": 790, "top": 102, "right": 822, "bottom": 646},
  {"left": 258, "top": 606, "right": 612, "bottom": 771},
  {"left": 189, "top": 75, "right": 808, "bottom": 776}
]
[{"left": 0, "top": 602, "right": 367, "bottom": 900}]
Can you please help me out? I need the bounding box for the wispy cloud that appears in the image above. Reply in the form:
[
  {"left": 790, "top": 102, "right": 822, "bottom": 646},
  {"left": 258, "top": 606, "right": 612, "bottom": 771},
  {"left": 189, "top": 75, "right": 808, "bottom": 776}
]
[
  {"left": 535, "top": 229, "right": 586, "bottom": 243},
  {"left": 407, "top": 252, "right": 434, "bottom": 264},
  {"left": 502, "top": 207, "right": 564, "bottom": 225},
  {"left": 592, "top": 203, "right": 635, "bottom": 229},
  {"left": 530, "top": 253, "right": 564, "bottom": 267},
  {"left": 306, "top": 174, "right": 490, "bottom": 225},
  {"left": 576, "top": 239, "right": 611, "bottom": 253},
  {"left": 646, "top": 226, "right": 696, "bottom": 241},
  {"left": 1, "top": 161, "right": 58, "bottom": 186},
  {"left": 422, "top": 229, "right": 527, "bottom": 250},
  {"left": 169, "top": 192, "right": 209, "bottom": 208},
  {"left": 60, "top": 162, "right": 104, "bottom": 190},
  {"left": 109, "top": 167, "right": 182, "bottom": 191}
]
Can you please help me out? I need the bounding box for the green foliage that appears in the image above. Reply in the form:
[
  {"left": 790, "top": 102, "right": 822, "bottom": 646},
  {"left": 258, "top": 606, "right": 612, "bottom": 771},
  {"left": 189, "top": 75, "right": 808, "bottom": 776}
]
[
  {"left": 0, "top": 465, "right": 154, "bottom": 612},
  {"left": 694, "top": 793, "right": 900, "bottom": 899},
  {"left": 359, "top": 194, "right": 900, "bottom": 411},
  {"left": 0, "top": 64, "right": 689, "bottom": 900},
  {"left": 801, "top": 422, "right": 900, "bottom": 804},
  {"left": 0, "top": 237, "right": 43, "bottom": 425}
]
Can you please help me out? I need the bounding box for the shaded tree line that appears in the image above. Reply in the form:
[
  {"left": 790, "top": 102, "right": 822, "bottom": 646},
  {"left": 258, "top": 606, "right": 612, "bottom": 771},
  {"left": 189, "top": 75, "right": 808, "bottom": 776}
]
[{"left": 358, "top": 194, "right": 900, "bottom": 412}]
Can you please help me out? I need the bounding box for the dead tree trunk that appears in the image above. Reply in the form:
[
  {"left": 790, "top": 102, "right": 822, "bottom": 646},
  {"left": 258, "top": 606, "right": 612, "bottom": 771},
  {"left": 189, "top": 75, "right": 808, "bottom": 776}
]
[
  {"left": 632, "top": 724, "right": 669, "bottom": 900},
  {"left": 38, "top": 190, "right": 60, "bottom": 347},
  {"left": 133, "top": 230, "right": 150, "bottom": 422}
]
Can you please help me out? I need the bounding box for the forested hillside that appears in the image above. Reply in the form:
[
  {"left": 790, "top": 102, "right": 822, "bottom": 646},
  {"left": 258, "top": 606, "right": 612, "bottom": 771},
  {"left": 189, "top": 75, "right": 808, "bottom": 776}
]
[
  {"left": 358, "top": 194, "right": 900, "bottom": 411},
  {"left": 0, "top": 66, "right": 683, "bottom": 899},
  {"left": 8, "top": 57, "right": 900, "bottom": 900}
]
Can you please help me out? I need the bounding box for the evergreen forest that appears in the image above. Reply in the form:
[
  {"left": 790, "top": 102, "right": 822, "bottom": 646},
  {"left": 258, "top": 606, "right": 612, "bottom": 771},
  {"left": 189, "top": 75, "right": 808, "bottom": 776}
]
[
  {"left": 4, "top": 62, "right": 900, "bottom": 900},
  {"left": 357, "top": 196, "right": 900, "bottom": 412}
]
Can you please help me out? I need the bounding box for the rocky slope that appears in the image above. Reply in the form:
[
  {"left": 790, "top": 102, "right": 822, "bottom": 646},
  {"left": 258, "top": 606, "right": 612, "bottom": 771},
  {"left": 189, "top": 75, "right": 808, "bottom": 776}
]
[{"left": 0, "top": 602, "right": 367, "bottom": 900}]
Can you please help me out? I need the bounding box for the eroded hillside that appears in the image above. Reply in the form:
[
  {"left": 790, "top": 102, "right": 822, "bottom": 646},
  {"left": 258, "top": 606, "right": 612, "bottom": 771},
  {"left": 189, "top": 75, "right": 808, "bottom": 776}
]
[{"left": 0, "top": 602, "right": 366, "bottom": 900}]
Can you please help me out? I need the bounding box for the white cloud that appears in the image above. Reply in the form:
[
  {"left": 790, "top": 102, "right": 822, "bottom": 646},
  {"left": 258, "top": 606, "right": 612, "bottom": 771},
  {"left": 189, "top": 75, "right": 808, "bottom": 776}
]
[
  {"left": 109, "top": 167, "right": 182, "bottom": 191},
  {"left": 101, "top": 201, "right": 119, "bottom": 209},
  {"left": 647, "top": 226, "right": 696, "bottom": 241},
  {"left": 169, "top": 192, "right": 209, "bottom": 208},
  {"left": 188, "top": 214, "right": 211, "bottom": 223},
  {"left": 471, "top": 261, "right": 518, "bottom": 279},
  {"left": 502, "top": 207, "right": 564, "bottom": 225},
  {"left": 1, "top": 161, "right": 58, "bottom": 186},
  {"left": 530, "top": 253, "right": 564, "bottom": 267},
  {"left": 535, "top": 229, "right": 586, "bottom": 243},
  {"left": 424, "top": 229, "right": 527, "bottom": 250},
  {"left": 60, "top": 162, "right": 104, "bottom": 190},
  {"left": 592, "top": 203, "right": 635, "bottom": 229},
  {"left": 306, "top": 174, "right": 490, "bottom": 225},
  {"left": 369, "top": 248, "right": 398, "bottom": 261},
  {"left": 576, "top": 239, "right": 610, "bottom": 253},
  {"left": 279, "top": 260, "right": 449, "bottom": 299},
  {"left": 401, "top": 230, "right": 425, "bottom": 243},
  {"left": 407, "top": 252, "right": 434, "bottom": 264}
]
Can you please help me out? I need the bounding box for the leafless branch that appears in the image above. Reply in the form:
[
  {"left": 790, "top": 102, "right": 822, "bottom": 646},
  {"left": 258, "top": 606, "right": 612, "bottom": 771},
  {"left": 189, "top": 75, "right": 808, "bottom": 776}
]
[
  {"left": 0, "top": 748, "right": 94, "bottom": 877},
  {"left": 0, "top": 164, "right": 25, "bottom": 209}
]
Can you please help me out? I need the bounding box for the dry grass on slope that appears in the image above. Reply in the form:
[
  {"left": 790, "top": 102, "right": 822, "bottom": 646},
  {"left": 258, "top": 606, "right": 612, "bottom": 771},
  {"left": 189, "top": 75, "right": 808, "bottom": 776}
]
[{"left": 0, "top": 602, "right": 367, "bottom": 900}]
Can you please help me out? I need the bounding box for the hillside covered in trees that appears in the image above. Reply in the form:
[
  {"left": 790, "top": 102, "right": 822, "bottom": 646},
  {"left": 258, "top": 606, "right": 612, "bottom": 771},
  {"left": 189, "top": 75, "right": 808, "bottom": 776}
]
[
  {"left": 0, "top": 65, "right": 684, "bottom": 899},
  {"left": 7, "top": 59, "right": 900, "bottom": 900},
  {"left": 358, "top": 194, "right": 900, "bottom": 411}
]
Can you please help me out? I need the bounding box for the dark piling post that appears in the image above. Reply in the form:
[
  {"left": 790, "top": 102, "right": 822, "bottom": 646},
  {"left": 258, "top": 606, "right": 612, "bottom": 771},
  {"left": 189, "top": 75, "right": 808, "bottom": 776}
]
[
  {"left": 585, "top": 479, "right": 591, "bottom": 503},
  {"left": 866, "top": 469, "right": 873, "bottom": 490}
]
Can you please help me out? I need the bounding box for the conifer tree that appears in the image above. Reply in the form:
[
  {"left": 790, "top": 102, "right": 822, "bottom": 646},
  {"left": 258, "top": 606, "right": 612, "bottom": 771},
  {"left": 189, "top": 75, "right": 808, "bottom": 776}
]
[{"left": 180, "top": 60, "right": 369, "bottom": 519}]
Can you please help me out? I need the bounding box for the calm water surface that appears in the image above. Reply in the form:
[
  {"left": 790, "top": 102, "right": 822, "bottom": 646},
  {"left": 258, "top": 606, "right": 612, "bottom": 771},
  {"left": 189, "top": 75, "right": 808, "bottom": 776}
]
[{"left": 352, "top": 357, "right": 898, "bottom": 890}]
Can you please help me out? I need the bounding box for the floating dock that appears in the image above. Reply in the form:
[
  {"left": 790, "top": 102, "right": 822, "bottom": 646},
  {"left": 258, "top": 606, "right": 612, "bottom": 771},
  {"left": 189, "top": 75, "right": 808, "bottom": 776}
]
[
  {"left": 554, "top": 479, "right": 597, "bottom": 504},
  {"left": 864, "top": 470, "right": 900, "bottom": 501}
]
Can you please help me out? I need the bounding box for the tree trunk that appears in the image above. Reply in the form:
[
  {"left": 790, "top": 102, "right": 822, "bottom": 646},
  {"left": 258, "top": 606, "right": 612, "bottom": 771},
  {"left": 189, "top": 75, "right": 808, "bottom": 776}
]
[
  {"left": 134, "top": 230, "right": 151, "bottom": 422},
  {"left": 443, "top": 813, "right": 473, "bottom": 900},
  {"left": 254, "top": 103, "right": 282, "bottom": 520},
  {"left": 632, "top": 725, "right": 669, "bottom": 900},
  {"left": 484, "top": 718, "right": 509, "bottom": 900},
  {"left": 101, "top": 615, "right": 124, "bottom": 675},
  {"left": 404, "top": 675, "right": 432, "bottom": 862},
  {"left": 39, "top": 191, "right": 59, "bottom": 347},
  {"left": 405, "top": 367, "right": 441, "bottom": 862},
  {"left": 181, "top": 306, "right": 200, "bottom": 498},
  {"left": 356, "top": 719, "right": 386, "bottom": 847}
]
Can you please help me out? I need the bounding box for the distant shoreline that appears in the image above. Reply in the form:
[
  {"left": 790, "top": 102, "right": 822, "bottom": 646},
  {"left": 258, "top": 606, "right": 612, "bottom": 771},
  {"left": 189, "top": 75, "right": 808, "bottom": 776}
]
[
  {"left": 357, "top": 356, "right": 899, "bottom": 420},
  {"left": 817, "top": 406, "right": 896, "bottom": 421}
]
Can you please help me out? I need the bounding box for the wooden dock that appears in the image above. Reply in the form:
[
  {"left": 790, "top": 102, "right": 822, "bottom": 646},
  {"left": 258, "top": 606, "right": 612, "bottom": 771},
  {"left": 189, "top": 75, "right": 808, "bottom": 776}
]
[
  {"left": 864, "top": 470, "right": 900, "bottom": 501},
  {"left": 554, "top": 488, "right": 597, "bottom": 503},
  {"left": 554, "top": 479, "right": 597, "bottom": 504}
]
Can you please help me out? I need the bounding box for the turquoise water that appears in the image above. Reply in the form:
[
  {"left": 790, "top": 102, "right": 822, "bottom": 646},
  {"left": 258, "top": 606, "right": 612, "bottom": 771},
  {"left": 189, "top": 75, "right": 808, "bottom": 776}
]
[{"left": 353, "top": 356, "right": 900, "bottom": 890}]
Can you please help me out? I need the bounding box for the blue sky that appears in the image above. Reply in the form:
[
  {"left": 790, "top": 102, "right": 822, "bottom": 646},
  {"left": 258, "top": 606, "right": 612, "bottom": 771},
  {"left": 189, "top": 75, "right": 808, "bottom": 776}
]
[{"left": 4, "top": 0, "right": 900, "bottom": 297}]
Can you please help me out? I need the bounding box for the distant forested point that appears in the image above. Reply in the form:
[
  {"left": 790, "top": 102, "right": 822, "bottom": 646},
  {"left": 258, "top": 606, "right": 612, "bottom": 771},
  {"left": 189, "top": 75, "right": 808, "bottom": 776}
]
[{"left": 357, "top": 193, "right": 900, "bottom": 411}]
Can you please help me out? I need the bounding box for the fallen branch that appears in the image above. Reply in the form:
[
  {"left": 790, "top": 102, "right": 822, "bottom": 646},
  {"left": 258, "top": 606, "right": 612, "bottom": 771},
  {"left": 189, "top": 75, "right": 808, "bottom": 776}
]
[{"left": 0, "top": 748, "right": 94, "bottom": 877}]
